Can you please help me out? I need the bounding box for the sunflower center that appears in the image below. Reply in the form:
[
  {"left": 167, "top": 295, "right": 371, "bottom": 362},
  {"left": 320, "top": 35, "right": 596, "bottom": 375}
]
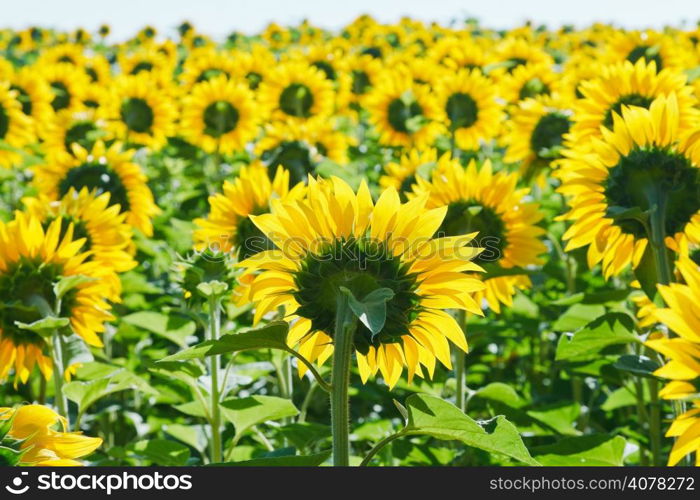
[
  {"left": 0, "top": 104, "right": 8, "bottom": 139},
  {"left": 387, "top": 96, "right": 424, "bottom": 133},
  {"left": 59, "top": 162, "right": 131, "bottom": 212},
  {"left": 196, "top": 68, "right": 228, "bottom": 83},
  {"left": 530, "top": 112, "right": 570, "bottom": 158},
  {"left": 627, "top": 45, "right": 663, "bottom": 69},
  {"left": 50, "top": 81, "right": 71, "bottom": 111},
  {"left": 246, "top": 72, "right": 262, "bottom": 90},
  {"left": 519, "top": 78, "right": 550, "bottom": 100},
  {"left": 279, "top": 83, "right": 314, "bottom": 118},
  {"left": 351, "top": 70, "right": 371, "bottom": 95},
  {"left": 10, "top": 85, "right": 32, "bottom": 116},
  {"left": 234, "top": 209, "right": 275, "bottom": 260},
  {"left": 120, "top": 97, "right": 154, "bottom": 134},
  {"left": 0, "top": 259, "right": 78, "bottom": 344},
  {"left": 85, "top": 67, "right": 99, "bottom": 82},
  {"left": 131, "top": 62, "right": 153, "bottom": 74},
  {"left": 292, "top": 238, "right": 421, "bottom": 354},
  {"left": 203, "top": 100, "right": 239, "bottom": 138},
  {"left": 604, "top": 147, "right": 700, "bottom": 238},
  {"left": 263, "top": 142, "right": 314, "bottom": 185},
  {"left": 603, "top": 94, "right": 654, "bottom": 129},
  {"left": 64, "top": 121, "right": 99, "bottom": 153},
  {"left": 312, "top": 61, "right": 336, "bottom": 80},
  {"left": 440, "top": 201, "right": 507, "bottom": 265},
  {"left": 445, "top": 92, "right": 478, "bottom": 131}
]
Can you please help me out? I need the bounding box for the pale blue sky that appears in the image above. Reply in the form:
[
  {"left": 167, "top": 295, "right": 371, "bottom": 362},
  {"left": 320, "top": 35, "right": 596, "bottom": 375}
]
[{"left": 3, "top": 0, "right": 700, "bottom": 40}]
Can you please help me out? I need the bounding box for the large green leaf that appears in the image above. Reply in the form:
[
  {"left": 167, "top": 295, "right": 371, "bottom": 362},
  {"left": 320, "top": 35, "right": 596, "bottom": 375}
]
[
  {"left": 403, "top": 394, "right": 539, "bottom": 465},
  {"left": 341, "top": 287, "right": 394, "bottom": 337},
  {"left": 474, "top": 383, "right": 527, "bottom": 409},
  {"left": 221, "top": 395, "right": 299, "bottom": 438},
  {"left": 613, "top": 354, "right": 660, "bottom": 378},
  {"left": 552, "top": 304, "right": 606, "bottom": 332},
  {"left": 555, "top": 313, "right": 638, "bottom": 361},
  {"left": 159, "top": 321, "right": 289, "bottom": 362},
  {"left": 531, "top": 434, "right": 627, "bottom": 466},
  {"left": 131, "top": 439, "right": 191, "bottom": 466},
  {"left": 122, "top": 311, "right": 196, "bottom": 348}
]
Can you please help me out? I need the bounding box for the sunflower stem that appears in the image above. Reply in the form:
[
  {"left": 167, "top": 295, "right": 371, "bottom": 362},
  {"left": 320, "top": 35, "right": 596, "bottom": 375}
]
[
  {"left": 50, "top": 330, "right": 69, "bottom": 426},
  {"left": 454, "top": 310, "right": 467, "bottom": 412},
  {"left": 330, "top": 292, "right": 358, "bottom": 466},
  {"left": 646, "top": 196, "right": 672, "bottom": 288},
  {"left": 207, "top": 295, "right": 222, "bottom": 464}
]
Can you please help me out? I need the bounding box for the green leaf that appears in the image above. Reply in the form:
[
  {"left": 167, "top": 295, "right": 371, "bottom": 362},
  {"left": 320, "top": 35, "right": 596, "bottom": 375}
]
[
  {"left": 634, "top": 242, "right": 673, "bottom": 302},
  {"left": 221, "top": 396, "right": 298, "bottom": 438},
  {"left": 64, "top": 370, "right": 158, "bottom": 420},
  {"left": 131, "top": 439, "right": 191, "bottom": 466},
  {"left": 403, "top": 394, "right": 539, "bottom": 465},
  {"left": 552, "top": 304, "right": 606, "bottom": 332},
  {"left": 613, "top": 354, "right": 660, "bottom": 378},
  {"left": 159, "top": 322, "right": 289, "bottom": 362},
  {"left": 531, "top": 434, "right": 627, "bottom": 466},
  {"left": 526, "top": 403, "right": 581, "bottom": 436},
  {"left": 555, "top": 313, "right": 638, "bottom": 361},
  {"left": 54, "top": 275, "right": 96, "bottom": 301},
  {"left": 0, "top": 445, "right": 24, "bottom": 466},
  {"left": 164, "top": 424, "right": 208, "bottom": 456},
  {"left": 475, "top": 383, "right": 527, "bottom": 409},
  {"left": 61, "top": 333, "right": 95, "bottom": 367},
  {"left": 15, "top": 316, "right": 69, "bottom": 336},
  {"left": 278, "top": 423, "right": 331, "bottom": 450},
  {"left": 340, "top": 286, "right": 394, "bottom": 337},
  {"left": 122, "top": 311, "right": 196, "bottom": 348},
  {"left": 602, "top": 385, "right": 649, "bottom": 412},
  {"left": 209, "top": 450, "right": 331, "bottom": 466}
]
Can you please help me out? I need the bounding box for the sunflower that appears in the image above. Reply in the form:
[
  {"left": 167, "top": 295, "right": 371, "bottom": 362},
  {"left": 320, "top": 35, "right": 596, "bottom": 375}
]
[
  {"left": 36, "top": 42, "right": 86, "bottom": 67},
  {"left": 41, "top": 109, "right": 107, "bottom": 160},
  {"left": 117, "top": 46, "right": 175, "bottom": 81},
  {"left": 0, "top": 404, "right": 102, "bottom": 465},
  {"left": 502, "top": 95, "right": 573, "bottom": 183},
  {"left": 557, "top": 93, "right": 700, "bottom": 279},
  {"left": 569, "top": 59, "right": 698, "bottom": 144},
  {"left": 33, "top": 141, "right": 160, "bottom": 236},
  {"left": 256, "top": 119, "right": 349, "bottom": 184},
  {"left": 83, "top": 54, "right": 112, "bottom": 85},
  {"left": 258, "top": 62, "right": 335, "bottom": 122},
  {"left": 101, "top": 74, "right": 177, "bottom": 150},
  {"left": 427, "top": 34, "right": 488, "bottom": 70},
  {"left": 238, "top": 176, "right": 485, "bottom": 387},
  {"left": 498, "top": 63, "right": 562, "bottom": 105},
  {"left": 602, "top": 30, "right": 693, "bottom": 71},
  {"left": 229, "top": 45, "right": 275, "bottom": 91},
  {"left": 645, "top": 257, "right": 700, "bottom": 465},
  {"left": 180, "top": 75, "right": 259, "bottom": 154},
  {"left": 489, "top": 37, "right": 554, "bottom": 78},
  {"left": 365, "top": 71, "right": 442, "bottom": 148},
  {"left": 0, "top": 212, "right": 115, "bottom": 383},
  {"left": 337, "top": 52, "right": 383, "bottom": 108},
  {"left": 179, "top": 47, "right": 238, "bottom": 90},
  {"left": 7, "top": 66, "right": 53, "bottom": 135},
  {"left": 379, "top": 148, "right": 448, "bottom": 197},
  {"left": 410, "top": 158, "right": 546, "bottom": 312},
  {"left": 435, "top": 68, "right": 503, "bottom": 150},
  {"left": 23, "top": 187, "right": 136, "bottom": 296},
  {"left": 0, "top": 82, "right": 34, "bottom": 168},
  {"left": 193, "top": 163, "right": 305, "bottom": 260},
  {"left": 39, "top": 63, "right": 90, "bottom": 115}
]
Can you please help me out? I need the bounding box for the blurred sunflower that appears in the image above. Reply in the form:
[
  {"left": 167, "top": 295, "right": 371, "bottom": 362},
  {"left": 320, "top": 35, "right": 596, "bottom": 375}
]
[
  {"left": 117, "top": 46, "right": 175, "bottom": 82},
  {"left": 490, "top": 37, "right": 554, "bottom": 78},
  {"left": 365, "top": 71, "right": 442, "bottom": 148},
  {"left": 499, "top": 63, "right": 561, "bottom": 104},
  {"left": 41, "top": 110, "right": 107, "bottom": 160},
  {"left": 33, "top": 141, "right": 160, "bottom": 236},
  {"left": 229, "top": 45, "right": 275, "bottom": 91},
  {"left": 427, "top": 34, "right": 488, "bottom": 70},
  {"left": 194, "top": 163, "right": 305, "bottom": 260},
  {"left": 645, "top": 257, "right": 700, "bottom": 465},
  {"left": 435, "top": 68, "right": 503, "bottom": 150},
  {"left": 23, "top": 187, "right": 136, "bottom": 297},
  {"left": 602, "top": 29, "right": 693, "bottom": 71},
  {"left": 569, "top": 59, "right": 698, "bottom": 144},
  {"left": 0, "top": 404, "right": 102, "bottom": 465},
  {"left": 7, "top": 67, "right": 53, "bottom": 135},
  {"left": 379, "top": 147, "right": 447, "bottom": 199},
  {"left": 239, "top": 176, "right": 485, "bottom": 387},
  {"left": 39, "top": 63, "right": 90, "bottom": 115},
  {"left": 0, "top": 212, "right": 115, "bottom": 383},
  {"left": 411, "top": 159, "right": 546, "bottom": 312},
  {"left": 179, "top": 47, "right": 237, "bottom": 90},
  {"left": 337, "top": 53, "right": 383, "bottom": 109},
  {"left": 102, "top": 74, "right": 177, "bottom": 149},
  {"left": 258, "top": 62, "right": 335, "bottom": 122},
  {"left": 503, "top": 95, "right": 573, "bottom": 183},
  {"left": 0, "top": 82, "right": 34, "bottom": 168},
  {"left": 557, "top": 94, "right": 700, "bottom": 279},
  {"left": 180, "top": 75, "right": 259, "bottom": 154}
]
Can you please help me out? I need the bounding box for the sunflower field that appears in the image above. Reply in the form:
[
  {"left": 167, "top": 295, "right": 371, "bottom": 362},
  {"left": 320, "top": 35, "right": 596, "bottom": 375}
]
[{"left": 1, "top": 16, "right": 700, "bottom": 469}]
